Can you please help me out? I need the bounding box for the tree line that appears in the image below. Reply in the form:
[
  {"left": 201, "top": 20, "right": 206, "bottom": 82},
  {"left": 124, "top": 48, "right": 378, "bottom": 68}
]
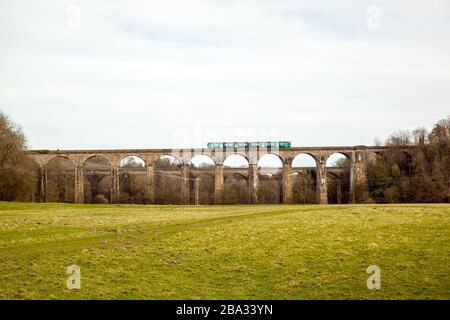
[{"left": 367, "top": 117, "right": 450, "bottom": 203}]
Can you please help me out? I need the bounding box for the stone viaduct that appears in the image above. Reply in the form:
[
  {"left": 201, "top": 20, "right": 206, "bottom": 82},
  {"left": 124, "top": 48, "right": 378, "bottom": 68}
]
[{"left": 30, "top": 145, "right": 389, "bottom": 205}]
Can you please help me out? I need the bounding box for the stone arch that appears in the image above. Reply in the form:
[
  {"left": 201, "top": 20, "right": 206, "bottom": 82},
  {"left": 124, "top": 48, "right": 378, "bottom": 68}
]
[
  {"left": 83, "top": 155, "right": 111, "bottom": 170},
  {"left": 191, "top": 172, "right": 215, "bottom": 205},
  {"left": 47, "top": 155, "right": 75, "bottom": 167},
  {"left": 153, "top": 154, "right": 182, "bottom": 169},
  {"left": 257, "top": 154, "right": 283, "bottom": 168},
  {"left": 189, "top": 155, "right": 216, "bottom": 169},
  {"left": 190, "top": 171, "right": 215, "bottom": 179},
  {"left": 223, "top": 154, "right": 249, "bottom": 168},
  {"left": 153, "top": 155, "right": 183, "bottom": 204},
  {"left": 222, "top": 155, "right": 250, "bottom": 204},
  {"left": 292, "top": 153, "right": 317, "bottom": 204},
  {"left": 83, "top": 155, "right": 112, "bottom": 204},
  {"left": 256, "top": 149, "right": 285, "bottom": 160},
  {"left": 119, "top": 155, "right": 147, "bottom": 168},
  {"left": 118, "top": 156, "right": 148, "bottom": 204},
  {"left": 326, "top": 152, "right": 350, "bottom": 167},
  {"left": 292, "top": 153, "right": 317, "bottom": 168},
  {"left": 188, "top": 156, "right": 215, "bottom": 205},
  {"left": 46, "top": 156, "right": 76, "bottom": 203},
  {"left": 225, "top": 172, "right": 248, "bottom": 181},
  {"left": 257, "top": 154, "right": 283, "bottom": 204},
  {"left": 326, "top": 153, "right": 350, "bottom": 204},
  {"left": 46, "top": 155, "right": 73, "bottom": 167},
  {"left": 83, "top": 155, "right": 112, "bottom": 168},
  {"left": 223, "top": 171, "right": 249, "bottom": 204}
]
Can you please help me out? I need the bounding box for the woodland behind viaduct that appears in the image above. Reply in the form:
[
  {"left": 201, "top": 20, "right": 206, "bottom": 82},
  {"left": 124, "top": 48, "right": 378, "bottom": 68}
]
[{"left": 30, "top": 145, "right": 389, "bottom": 205}]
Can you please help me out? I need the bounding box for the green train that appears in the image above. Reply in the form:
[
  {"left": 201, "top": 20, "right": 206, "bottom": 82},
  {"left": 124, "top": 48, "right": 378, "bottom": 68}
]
[{"left": 207, "top": 141, "right": 291, "bottom": 149}]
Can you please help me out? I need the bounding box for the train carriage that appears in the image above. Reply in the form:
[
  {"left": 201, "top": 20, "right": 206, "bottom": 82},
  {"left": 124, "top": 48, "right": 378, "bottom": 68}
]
[{"left": 207, "top": 141, "right": 291, "bottom": 149}]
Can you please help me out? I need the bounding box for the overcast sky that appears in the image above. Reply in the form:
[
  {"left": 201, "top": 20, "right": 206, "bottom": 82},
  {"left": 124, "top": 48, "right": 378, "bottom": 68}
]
[{"left": 0, "top": 0, "right": 449, "bottom": 150}]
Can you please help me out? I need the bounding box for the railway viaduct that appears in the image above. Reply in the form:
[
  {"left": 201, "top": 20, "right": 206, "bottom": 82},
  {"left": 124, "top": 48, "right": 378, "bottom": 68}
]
[{"left": 30, "top": 145, "right": 389, "bottom": 205}]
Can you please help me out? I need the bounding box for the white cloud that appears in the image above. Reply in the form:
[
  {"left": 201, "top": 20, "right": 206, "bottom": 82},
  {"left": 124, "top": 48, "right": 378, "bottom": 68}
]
[{"left": 0, "top": 0, "right": 449, "bottom": 149}]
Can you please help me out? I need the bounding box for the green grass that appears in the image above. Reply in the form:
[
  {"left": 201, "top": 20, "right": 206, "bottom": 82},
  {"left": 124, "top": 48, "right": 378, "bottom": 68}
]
[{"left": 0, "top": 202, "right": 449, "bottom": 300}]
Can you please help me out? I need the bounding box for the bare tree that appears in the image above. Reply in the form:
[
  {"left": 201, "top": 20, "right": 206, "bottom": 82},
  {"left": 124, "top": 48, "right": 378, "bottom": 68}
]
[{"left": 0, "top": 111, "right": 38, "bottom": 201}]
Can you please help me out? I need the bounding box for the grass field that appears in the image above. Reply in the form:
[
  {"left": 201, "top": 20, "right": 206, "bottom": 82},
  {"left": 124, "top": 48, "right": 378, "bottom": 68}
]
[{"left": 0, "top": 202, "right": 449, "bottom": 300}]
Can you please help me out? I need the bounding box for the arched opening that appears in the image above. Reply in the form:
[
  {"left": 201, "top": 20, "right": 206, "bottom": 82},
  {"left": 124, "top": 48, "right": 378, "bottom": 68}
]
[
  {"left": 326, "top": 153, "right": 348, "bottom": 168},
  {"left": 224, "top": 173, "right": 249, "bottom": 204},
  {"left": 257, "top": 154, "right": 282, "bottom": 204},
  {"left": 189, "top": 155, "right": 215, "bottom": 205},
  {"left": 119, "top": 156, "right": 148, "bottom": 204},
  {"left": 46, "top": 157, "right": 75, "bottom": 203},
  {"left": 326, "top": 153, "right": 350, "bottom": 204},
  {"left": 83, "top": 156, "right": 111, "bottom": 204},
  {"left": 191, "top": 173, "right": 215, "bottom": 205},
  {"left": 190, "top": 155, "right": 215, "bottom": 169},
  {"left": 223, "top": 154, "right": 249, "bottom": 168},
  {"left": 154, "top": 155, "right": 183, "bottom": 204},
  {"left": 292, "top": 154, "right": 317, "bottom": 204},
  {"left": 257, "top": 154, "right": 283, "bottom": 168},
  {"left": 223, "top": 155, "right": 249, "bottom": 204}
]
